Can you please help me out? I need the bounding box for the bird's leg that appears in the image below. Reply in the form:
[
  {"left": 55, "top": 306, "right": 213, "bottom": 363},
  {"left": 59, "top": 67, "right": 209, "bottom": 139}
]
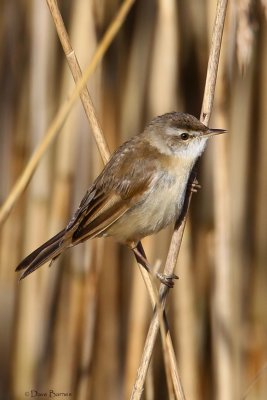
[{"left": 130, "top": 241, "right": 178, "bottom": 288}]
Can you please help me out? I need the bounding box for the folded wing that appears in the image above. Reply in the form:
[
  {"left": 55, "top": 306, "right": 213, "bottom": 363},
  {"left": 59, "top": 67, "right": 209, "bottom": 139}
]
[{"left": 16, "top": 135, "right": 156, "bottom": 279}]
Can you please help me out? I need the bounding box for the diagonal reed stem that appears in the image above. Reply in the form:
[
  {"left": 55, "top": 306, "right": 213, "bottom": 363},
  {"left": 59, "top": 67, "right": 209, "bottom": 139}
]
[
  {"left": 46, "top": 0, "right": 110, "bottom": 164},
  {"left": 0, "top": 0, "right": 136, "bottom": 226}
]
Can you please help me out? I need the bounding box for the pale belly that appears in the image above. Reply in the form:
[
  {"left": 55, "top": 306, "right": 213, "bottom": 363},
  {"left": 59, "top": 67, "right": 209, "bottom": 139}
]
[{"left": 105, "top": 171, "right": 189, "bottom": 242}]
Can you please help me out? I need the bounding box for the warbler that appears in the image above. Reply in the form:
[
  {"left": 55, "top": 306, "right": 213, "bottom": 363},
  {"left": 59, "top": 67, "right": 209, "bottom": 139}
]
[{"left": 16, "top": 112, "right": 225, "bottom": 281}]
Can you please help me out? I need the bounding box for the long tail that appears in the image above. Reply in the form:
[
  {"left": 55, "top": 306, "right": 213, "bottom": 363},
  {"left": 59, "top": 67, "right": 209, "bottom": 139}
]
[{"left": 16, "top": 229, "right": 66, "bottom": 279}]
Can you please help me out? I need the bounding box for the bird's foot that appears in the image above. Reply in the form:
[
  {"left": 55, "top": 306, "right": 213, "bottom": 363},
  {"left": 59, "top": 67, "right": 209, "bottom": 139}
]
[
  {"left": 190, "top": 179, "right": 201, "bottom": 193},
  {"left": 156, "top": 272, "right": 178, "bottom": 288}
]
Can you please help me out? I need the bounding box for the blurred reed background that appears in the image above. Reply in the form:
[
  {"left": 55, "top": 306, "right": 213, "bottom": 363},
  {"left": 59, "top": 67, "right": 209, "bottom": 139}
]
[{"left": 0, "top": 0, "right": 267, "bottom": 399}]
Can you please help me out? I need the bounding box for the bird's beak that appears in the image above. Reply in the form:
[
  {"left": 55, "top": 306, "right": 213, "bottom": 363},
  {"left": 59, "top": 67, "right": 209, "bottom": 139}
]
[{"left": 203, "top": 128, "right": 227, "bottom": 137}]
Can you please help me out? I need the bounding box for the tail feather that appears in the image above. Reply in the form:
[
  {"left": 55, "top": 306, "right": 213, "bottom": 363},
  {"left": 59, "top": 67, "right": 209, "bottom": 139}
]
[{"left": 16, "top": 230, "right": 66, "bottom": 279}]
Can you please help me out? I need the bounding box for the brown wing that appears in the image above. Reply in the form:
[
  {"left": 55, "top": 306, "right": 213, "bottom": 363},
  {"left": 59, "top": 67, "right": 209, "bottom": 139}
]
[
  {"left": 65, "top": 135, "right": 158, "bottom": 244},
  {"left": 16, "top": 135, "right": 159, "bottom": 278},
  {"left": 70, "top": 190, "right": 130, "bottom": 243}
]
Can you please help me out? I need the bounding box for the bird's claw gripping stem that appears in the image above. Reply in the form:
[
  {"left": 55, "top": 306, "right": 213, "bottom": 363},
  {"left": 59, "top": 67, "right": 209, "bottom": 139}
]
[{"left": 156, "top": 273, "right": 178, "bottom": 288}]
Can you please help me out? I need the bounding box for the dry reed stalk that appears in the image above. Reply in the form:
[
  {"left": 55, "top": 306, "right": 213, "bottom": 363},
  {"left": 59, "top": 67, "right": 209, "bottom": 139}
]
[
  {"left": 172, "top": 224, "right": 199, "bottom": 400},
  {"left": 46, "top": 0, "right": 110, "bottom": 164},
  {"left": 0, "top": 67, "right": 31, "bottom": 397},
  {"left": 89, "top": 238, "right": 122, "bottom": 399},
  {"left": 47, "top": 272, "right": 73, "bottom": 392},
  {"left": 236, "top": 0, "right": 255, "bottom": 72},
  {"left": 227, "top": 19, "right": 256, "bottom": 399},
  {"left": 36, "top": 169, "right": 77, "bottom": 390},
  {"left": 261, "top": 0, "right": 267, "bottom": 18},
  {"left": 229, "top": 64, "right": 254, "bottom": 400},
  {"left": 242, "top": 363, "right": 267, "bottom": 400},
  {"left": 0, "top": 9, "right": 33, "bottom": 391},
  {"left": 200, "top": 0, "right": 228, "bottom": 125},
  {"left": 148, "top": 0, "right": 179, "bottom": 116},
  {"left": 134, "top": 247, "right": 183, "bottom": 400},
  {"left": 45, "top": 1, "right": 100, "bottom": 394},
  {"left": 207, "top": 4, "right": 236, "bottom": 399},
  {"left": 124, "top": 233, "right": 174, "bottom": 399},
  {"left": 145, "top": 365, "right": 155, "bottom": 400},
  {"left": 131, "top": 231, "right": 187, "bottom": 400},
  {"left": 12, "top": 3, "right": 55, "bottom": 396},
  {"left": 0, "top": 0, "right": 136, "bottom": 225},
  {"left": 211, "top": 63, "right": 233, "bottom": 399},
  {"left": 76, "top": 240, "right": 104, "bottom": 399},
  {"left": 131, "top": 1, "right": 228, "bottom": 398},
  {"left": 49, "top": 275, "right": 85, "bottom": 393},
  {"left": 252, "top": 18, "right": 267, "bottom": 398},
  {"left": 120, "top": 0, "right": 155, "bottom": 141},
  {"left": 124, "top": 264, "right": 150, "bottom": 398},
  {"left": 212, "top": 131, "right": 233, "bottom": 400}
]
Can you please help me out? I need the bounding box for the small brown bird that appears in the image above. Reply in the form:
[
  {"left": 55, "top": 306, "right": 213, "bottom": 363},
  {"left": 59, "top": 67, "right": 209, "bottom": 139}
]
[{"left": 16, "top": 112, "right": 225, "bottom": 281}]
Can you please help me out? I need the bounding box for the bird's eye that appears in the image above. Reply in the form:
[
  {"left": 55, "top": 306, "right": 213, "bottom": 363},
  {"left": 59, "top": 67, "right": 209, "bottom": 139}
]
[{"left": 180, "top": 132, "right": 189, "bottom": 140}]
